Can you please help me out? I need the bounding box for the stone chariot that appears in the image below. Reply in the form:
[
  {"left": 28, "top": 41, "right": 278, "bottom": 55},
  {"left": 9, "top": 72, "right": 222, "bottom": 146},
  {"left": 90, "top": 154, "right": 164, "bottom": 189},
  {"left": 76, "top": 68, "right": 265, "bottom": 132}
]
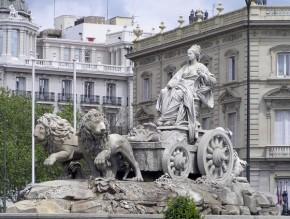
[{"left": 130, "top": 125, "right": 235, "bottom": 184}]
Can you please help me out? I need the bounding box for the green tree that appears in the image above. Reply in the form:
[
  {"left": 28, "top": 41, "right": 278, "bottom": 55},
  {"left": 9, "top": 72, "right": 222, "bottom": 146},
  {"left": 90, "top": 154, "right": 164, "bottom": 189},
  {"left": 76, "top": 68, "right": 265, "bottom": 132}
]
[
  {"left": 0, "top": 89, "right": 65, "bottom": 204},
  {"left": 57, "top": 103, "right": 82, "bottom": 127},
  {"left": 164, "top": 196, "right": 202, "bottom": 219}
]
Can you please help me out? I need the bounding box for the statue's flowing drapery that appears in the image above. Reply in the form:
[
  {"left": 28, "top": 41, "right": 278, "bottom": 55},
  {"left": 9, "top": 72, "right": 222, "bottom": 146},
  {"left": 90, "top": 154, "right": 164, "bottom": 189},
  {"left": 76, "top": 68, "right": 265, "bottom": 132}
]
[{"left": 156, "top": 62, "right": 216, "bottom": 143}]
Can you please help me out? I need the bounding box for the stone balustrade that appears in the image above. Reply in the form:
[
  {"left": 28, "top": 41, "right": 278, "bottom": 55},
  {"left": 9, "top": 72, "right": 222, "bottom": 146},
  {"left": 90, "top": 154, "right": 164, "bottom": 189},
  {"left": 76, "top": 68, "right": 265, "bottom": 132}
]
[
  {"left": 25, "top": 59, "right": 133, "bottom": 75},
  {"left": 265, "top": 145, "right": 290, "bottom": 159},
  {"left": 133, "top": 6, "right": 290, "bottom": 53}
]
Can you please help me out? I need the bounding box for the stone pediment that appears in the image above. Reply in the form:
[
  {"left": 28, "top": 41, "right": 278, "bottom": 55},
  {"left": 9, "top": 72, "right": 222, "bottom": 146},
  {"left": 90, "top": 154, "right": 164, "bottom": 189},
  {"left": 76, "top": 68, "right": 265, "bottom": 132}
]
[
  {"left": 264, "top": 86, "right": 290, "bottom": 101},
  {"left": 218, "top": 89, "right": 241, "bottom": 105}
]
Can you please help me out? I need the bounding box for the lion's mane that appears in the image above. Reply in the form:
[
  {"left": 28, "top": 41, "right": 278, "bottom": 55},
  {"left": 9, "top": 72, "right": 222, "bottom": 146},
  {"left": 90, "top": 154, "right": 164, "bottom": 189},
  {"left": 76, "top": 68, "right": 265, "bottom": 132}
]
[
  {"left": 78, "top": 109, "right": 110, "bottom": 157},
  {"left": 37, "top": 113, "right": 74, "bottom": 149}
]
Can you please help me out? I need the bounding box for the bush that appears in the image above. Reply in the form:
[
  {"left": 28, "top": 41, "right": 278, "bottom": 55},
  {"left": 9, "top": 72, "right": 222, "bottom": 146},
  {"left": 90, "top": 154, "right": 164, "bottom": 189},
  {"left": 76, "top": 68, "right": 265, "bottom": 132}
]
[{"left": 164, "top": 196, "right": 202, "bottom": 219}]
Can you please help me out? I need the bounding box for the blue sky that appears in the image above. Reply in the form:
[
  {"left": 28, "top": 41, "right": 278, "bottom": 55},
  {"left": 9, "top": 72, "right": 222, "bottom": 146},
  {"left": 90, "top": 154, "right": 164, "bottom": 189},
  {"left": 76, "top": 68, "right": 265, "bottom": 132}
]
[{"left": 26, "top": 0, "right": 290, "bottom": 31}]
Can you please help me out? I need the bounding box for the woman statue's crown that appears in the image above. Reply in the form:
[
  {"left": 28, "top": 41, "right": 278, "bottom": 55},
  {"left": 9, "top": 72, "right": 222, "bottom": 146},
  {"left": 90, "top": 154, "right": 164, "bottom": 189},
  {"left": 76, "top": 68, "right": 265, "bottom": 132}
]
[{"left": 189, "top": 44, "right": 201, "bottom": 54}]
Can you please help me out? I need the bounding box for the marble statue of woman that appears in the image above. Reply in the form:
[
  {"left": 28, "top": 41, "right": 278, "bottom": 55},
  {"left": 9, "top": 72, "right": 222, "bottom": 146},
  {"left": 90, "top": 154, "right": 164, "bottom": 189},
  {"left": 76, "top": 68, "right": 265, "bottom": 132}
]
[{"left": 156, "top": 44, "right": 216, "bottom": 143}]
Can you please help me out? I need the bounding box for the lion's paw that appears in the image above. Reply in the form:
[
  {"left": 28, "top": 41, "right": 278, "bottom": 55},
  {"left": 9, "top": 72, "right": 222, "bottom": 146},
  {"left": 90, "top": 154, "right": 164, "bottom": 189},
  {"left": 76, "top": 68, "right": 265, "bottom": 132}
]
[{"left": 44, "top": 157, "right": 56, "bottom": 166}]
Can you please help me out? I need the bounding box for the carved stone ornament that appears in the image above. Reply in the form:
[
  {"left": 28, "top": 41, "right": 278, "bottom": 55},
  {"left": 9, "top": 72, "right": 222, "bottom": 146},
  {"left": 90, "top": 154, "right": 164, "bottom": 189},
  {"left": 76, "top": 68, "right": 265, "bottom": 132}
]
[{"left": 127, "top": 122, "right": 161, "bottom": 142}]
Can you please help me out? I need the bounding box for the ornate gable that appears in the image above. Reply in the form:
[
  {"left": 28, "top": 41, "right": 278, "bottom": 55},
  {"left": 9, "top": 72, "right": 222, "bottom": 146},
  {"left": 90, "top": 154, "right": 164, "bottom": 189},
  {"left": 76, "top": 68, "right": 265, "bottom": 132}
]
[
  {"left": 219, "top": 88, "right": 241, "bottom": 105},
  {"left": 264, "top": 86, "right": 290, "bottom": 101},
  {"left": 264, "top": 86, "right": 290, "bottom": 110}
]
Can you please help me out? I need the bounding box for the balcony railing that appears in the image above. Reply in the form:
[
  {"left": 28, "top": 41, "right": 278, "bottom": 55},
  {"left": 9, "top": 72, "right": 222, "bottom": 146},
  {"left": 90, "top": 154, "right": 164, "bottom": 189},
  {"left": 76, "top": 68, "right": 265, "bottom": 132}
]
[
  {"left": 58, "top": 93, "right": 75, "bottom": 102},
  {"left": 35, "top": 92, "right": 55, "bottom": 102},
  {"left": 80, "top": 95, "right": 100, "bottom": 105},
  {"left": 265, "top": 145, "right": 290, "bottom": 159},
  {"left": 25, "top": 59, "right": 133, "bottom": 74},
  {"left": 12, "top": 90, "right": 31, "bottom": 98},
  {"left": 103, "top": 96, "right": 122, "bottom": 106}
]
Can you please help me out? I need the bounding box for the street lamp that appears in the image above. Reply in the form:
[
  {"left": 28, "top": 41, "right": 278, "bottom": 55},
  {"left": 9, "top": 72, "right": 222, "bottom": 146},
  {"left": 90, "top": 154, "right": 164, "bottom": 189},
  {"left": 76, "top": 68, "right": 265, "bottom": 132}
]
[{"left": 245, "top": 0, "right": 251, "bottom": 182}]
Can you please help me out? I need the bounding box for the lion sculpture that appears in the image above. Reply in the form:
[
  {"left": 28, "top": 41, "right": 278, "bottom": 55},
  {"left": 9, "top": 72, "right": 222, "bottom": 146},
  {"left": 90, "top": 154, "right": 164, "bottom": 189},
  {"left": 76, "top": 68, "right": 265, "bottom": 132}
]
[
  {"left": 34, "top": 113, "right": 83, "bottom": 178},
  {"left": 78, "top": 109, "right": 143, "bottom": 181}
]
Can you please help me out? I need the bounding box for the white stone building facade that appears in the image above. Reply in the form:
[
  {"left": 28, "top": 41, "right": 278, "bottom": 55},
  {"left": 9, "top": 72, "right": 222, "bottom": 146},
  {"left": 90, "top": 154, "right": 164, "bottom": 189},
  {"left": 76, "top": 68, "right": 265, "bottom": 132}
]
[
  {"left": 0, "top": 0, "right": 149, "bottom": 134},
  {"left": 128, "top": 5, "right": 290, "bottom": 194}
]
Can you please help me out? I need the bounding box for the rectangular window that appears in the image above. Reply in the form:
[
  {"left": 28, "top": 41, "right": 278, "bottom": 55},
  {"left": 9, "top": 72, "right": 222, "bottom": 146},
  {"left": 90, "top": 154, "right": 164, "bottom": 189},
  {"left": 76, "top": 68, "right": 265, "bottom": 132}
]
[
  {"left": 84, "top": 49, "right": 91, "bottom": 63},
  {"left": 74, "top": 48, "right": 81, "bottom": 62},
  {"left": 277, "top": 53, "right": 290, "bottom": 77},
  {"left": 63, "top": 48, "right": 70, "bottom": 61},
  {"left": 11, "top": 30, "right": 19, "bottom": 57},
  {"left": 143, "top": 78, "right": 150, "bottom": 101},
  {"left": 16, "top": 77, "right": 26, "bottom": 91},
  {"left": 62, "top": 80, "right": 72, "bottom": 96},
  {"left": 275, "top": 110, "right": 290, "bottom": 145},
  {"left": 227, "top": 112, "right": 237, "bottom": 146},
  {"left": 201, "top": 117, "right": 210, "bottom": 130},
  {"left": 39, "top": 78, "right": 49, "bottom": 94},
  {"left": 84, "top": 81, "right": 94, "bottom": 98},
  {"left": 228, "top": 56, "right": 236, "bottom": 81}
]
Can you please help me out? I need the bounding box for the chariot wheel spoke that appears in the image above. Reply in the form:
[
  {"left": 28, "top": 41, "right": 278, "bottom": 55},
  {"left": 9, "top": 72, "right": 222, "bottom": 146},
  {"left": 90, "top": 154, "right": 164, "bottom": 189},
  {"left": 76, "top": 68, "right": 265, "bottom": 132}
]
[{"left": 197, "top": 129, "right": 234, "bottom": 183}]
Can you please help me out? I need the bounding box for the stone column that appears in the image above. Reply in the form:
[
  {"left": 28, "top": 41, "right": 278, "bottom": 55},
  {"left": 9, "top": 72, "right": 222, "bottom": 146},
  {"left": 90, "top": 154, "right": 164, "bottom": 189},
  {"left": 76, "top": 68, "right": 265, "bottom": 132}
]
[
  {"left": 23, "top": 31, "right": 27, "bottom": 56},
  {"left": 127, "top": 77, "right": 133, "bottom": 129},
  {"left": 19, "top": 30, "right": 25, "bottom": 58},
  {"left": 60, "top": 45, "right": 64, "bottom": 61},
  {"left": 32, "top": 33, "right": 37, "bottom": 57},
  {"left": 120, "top": 48, "right": 126, "bottom": 66},
  {"left": 81, "top": 46, "right": 85, "bottom": 62},
  {"left": 91, "top": 48, "right": 96, "bottom": 63},
  {"left": 2, "top": 29, "right": 7, "bottom": 56},
  {"left": 7, "top": 29, "right": 11, "bottom": 56},
  {"left": 70, "top": 46, "right": 75, "bottom": 61},
  {"left": 27, "top": 32, "right": 31, "bottom": 55},
  {"left": 110, "top": 51, "right": 114, "bottom": 65}
]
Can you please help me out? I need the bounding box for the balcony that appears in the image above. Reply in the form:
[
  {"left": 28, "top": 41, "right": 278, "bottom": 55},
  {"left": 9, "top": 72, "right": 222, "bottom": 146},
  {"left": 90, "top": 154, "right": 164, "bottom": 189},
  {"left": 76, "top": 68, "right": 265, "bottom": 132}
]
[
  {"left": 12, "top": 90, "right": 31, "bottom": 98},
  {"left": 102, "top": 96, "right": 122, "bottom": 106},
  {"left": 25, "top": 59, "right": 133, "bottom": 74},
  {"left": 80, "top": 95, "right": 100, "bottom": 105},
  {"left": 35, "top": 92, "right": 55, "bottom": 102},
  {"left": 265, "top": 145, "right": 290, "bottom": 159},
  {"left": 58, "top": 93, "right": 75, "bottom": 103}
]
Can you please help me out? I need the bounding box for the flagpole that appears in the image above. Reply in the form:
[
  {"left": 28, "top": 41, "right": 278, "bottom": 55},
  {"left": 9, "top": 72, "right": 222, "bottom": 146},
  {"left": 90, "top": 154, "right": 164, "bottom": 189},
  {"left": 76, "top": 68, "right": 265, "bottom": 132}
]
[
  {"left": 73, "top": 59, "right": 77, "bottom": 130},
  {"left": 31, "top": 56, "right": 36, "bottom": 185}
]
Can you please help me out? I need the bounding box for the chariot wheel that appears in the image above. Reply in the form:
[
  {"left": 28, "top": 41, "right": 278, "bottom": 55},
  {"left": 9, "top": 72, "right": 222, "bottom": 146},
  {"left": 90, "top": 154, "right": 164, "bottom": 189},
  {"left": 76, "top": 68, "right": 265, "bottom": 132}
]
[
  {"left": 162, "top": 144, "right": 192, "bottom": 180},
  {"left": 197, "top": 128, "right": 234, "bottom": 183}
]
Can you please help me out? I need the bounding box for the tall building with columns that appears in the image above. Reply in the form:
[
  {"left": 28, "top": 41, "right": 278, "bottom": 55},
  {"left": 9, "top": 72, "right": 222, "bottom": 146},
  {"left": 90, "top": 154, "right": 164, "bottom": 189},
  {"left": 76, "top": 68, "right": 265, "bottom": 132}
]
[
  {"left": 0, "top": 0, "right": 151, "bottom": 134},
  {"left": 128, "top": 4, "right": 290, "bottom": 193}
]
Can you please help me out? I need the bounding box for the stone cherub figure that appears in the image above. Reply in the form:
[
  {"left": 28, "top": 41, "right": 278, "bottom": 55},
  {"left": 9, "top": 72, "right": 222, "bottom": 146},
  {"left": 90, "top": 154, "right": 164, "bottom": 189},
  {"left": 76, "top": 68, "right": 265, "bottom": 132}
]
[
  {"left": 9, "top": 5, "right": 19, "bottom": 18},
  {"left": 156, "top": 44, "right": 216, "bottom": 143}
]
